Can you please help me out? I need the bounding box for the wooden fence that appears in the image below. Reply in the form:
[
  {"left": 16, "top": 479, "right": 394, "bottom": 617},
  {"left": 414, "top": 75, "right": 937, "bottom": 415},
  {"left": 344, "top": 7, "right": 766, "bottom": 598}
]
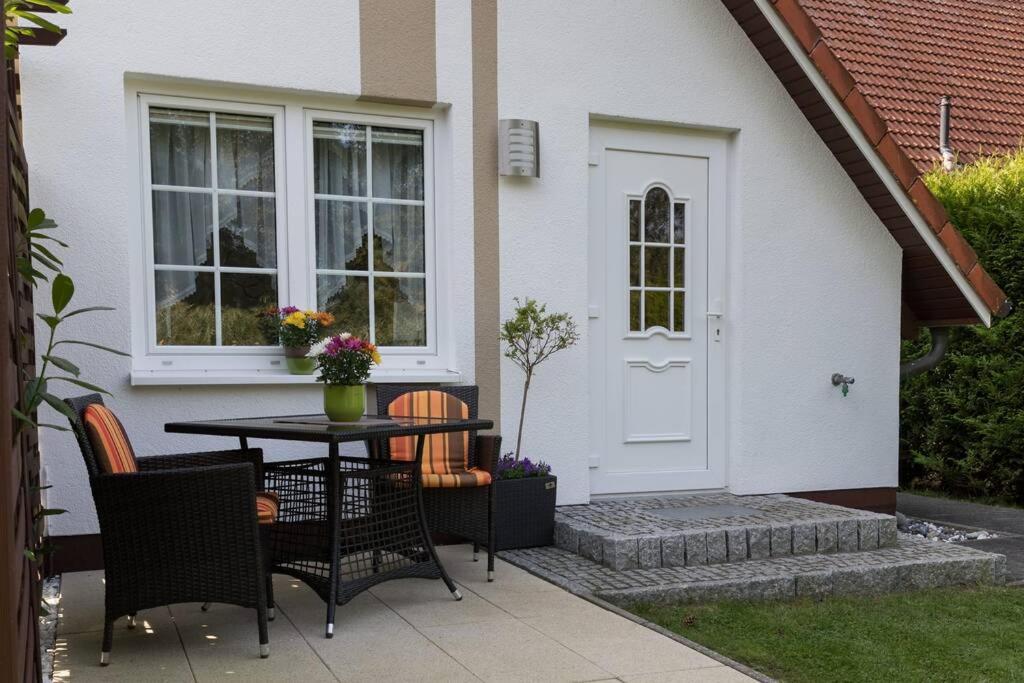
[{"left": 0, "top": 52, "right": 42, "bottom": 683}]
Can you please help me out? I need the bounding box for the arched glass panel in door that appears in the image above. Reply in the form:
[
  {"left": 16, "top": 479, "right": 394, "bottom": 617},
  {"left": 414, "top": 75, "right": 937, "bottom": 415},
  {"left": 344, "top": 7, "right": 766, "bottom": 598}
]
[{"left": 628, "top": 186, "right": 686, "bottom": 333}]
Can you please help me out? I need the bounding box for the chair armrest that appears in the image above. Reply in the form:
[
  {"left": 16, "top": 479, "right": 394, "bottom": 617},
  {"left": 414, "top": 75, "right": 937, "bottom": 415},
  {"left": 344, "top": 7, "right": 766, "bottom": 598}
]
[
  {"left": 138, "top": 448, "right": 264, "bottom": 486},
  {"left": 91, "top": 463, "right": 264, "bottom": 606},
  {"left": 474, "top": 435, "right": 503, "bottom": 474}
]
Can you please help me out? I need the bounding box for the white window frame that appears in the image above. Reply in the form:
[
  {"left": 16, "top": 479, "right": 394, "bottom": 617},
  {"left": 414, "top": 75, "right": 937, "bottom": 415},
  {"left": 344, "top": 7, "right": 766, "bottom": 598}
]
[
  {"left": 304, "top": 109, "right": 437, "bottom": 357},
  {"left": 128, "top": 89, "right": 453, "bottom": 383}
]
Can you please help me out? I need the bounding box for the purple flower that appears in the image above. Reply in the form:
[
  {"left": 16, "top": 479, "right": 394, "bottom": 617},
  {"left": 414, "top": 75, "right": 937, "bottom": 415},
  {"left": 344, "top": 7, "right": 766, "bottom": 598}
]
[{"left": 280, "top": 306, "right": 300, "bottom": 315}]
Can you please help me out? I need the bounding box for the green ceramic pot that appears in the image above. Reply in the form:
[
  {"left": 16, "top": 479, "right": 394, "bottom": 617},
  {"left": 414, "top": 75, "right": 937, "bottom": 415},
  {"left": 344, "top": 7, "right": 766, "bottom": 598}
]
[
  {"left": 324, "top": 384, "right": 365, "bottom": 422},
  {"left": 284, "top": 346, "right": 315, "bottom": 375}
]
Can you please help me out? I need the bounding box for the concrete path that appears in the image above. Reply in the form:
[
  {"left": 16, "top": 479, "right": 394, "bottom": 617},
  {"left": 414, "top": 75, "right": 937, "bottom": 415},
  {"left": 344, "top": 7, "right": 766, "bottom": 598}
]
[
  {"left": 897, "top": 492, "right": 1024, "bottom": 585},
  {"left": 50, "top": 544, "right": 753, "bottom": 682}
]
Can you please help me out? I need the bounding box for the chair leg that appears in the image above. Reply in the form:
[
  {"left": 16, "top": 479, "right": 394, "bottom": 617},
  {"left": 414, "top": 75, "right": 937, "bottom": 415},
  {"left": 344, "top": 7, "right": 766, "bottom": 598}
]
[
  {"left": 257, "top": 602, "right": 270, "bottom": 659},
  {"left": 487, "top": 485, "right": 496, "bottom": 582},
  {"left": 126, "top": 613, "right": 137, "bottom": 629},
  {"left": 100, "top": 617, "right": 114, "bottom": 665},
  {"left": 473, "top": 542, "right": 479, "bottom": 562},
  {"left": 266, "top": 574, "right": 275, "bottom": 621}
]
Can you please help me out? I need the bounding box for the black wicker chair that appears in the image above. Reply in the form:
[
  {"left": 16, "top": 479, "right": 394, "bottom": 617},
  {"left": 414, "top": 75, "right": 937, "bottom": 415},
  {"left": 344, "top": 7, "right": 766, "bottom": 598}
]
[
  {"left": 375, "top": 385, "right": 501, "bottom": 581},
  {"left": 64, "top": 394, "right": 274, "bottom": 664}
]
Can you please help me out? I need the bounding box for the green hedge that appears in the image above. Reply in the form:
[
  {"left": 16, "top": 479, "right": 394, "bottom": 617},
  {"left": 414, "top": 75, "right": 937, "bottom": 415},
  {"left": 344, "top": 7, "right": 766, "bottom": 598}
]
[{"left": 901, "top": 151, "right": 1024, "bottom": 502}]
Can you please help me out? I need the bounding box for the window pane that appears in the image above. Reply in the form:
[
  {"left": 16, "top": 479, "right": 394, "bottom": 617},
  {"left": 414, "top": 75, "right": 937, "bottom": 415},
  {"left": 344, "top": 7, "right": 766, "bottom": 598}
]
[
  {"left": 645, "top": 290, "right": 669, "bottom": 330},
  {"left": 372, "top": 127, "right": 424, "bottom": 200},
  {"left": 315, "top": 200, "right": 368, "bottom": 270},
  {"left": 644, "top": 187, "right": 670, "bottom": 243},
  {"left": 317, "top": 274, "right": 370, "bottom": 339},
  {"left": 313, "top": 122, "right": 367, "bottom": 197},
  {"left": 629, "top": 199, "right": 640, "bottom": 241},
  {"left": 221, "top": 273, "right": 278, "bottom": 345},
  {"left": 644, "top": 245, "right": 669, "bottom": 287},
  {"left": 673, "top": 202, "right": 686, "bottom": 244},
  {"left": 154, "top": 270, "right": 214, "bottom": 345},
  {"left": 629, "top": 246, "right": 640, "bottom": 287},
  {"left": 375, "top": 277, "right": 426, "bottom": 346},
  {"left": 373, "top": 204, "right": 424, "bottom": 273},
  {"left": 152, "top": 191, "right": 212, "bottom": 267},
  {"left": 629, "top": 290, "right": 641, "bottom": 332},
  {"left": 219, "top": 195, "right": 276, "bottom": 268},
  {"left": 673, "top": 247, "right": 685, "bottom": 288},
  {"left": 216, "top": 113, "right": 275, "bottom": 192},
  {"left": 673, "top": 291, "right": 685, "bottom": 332},
  {"left": 150, "top": 108, "right": 210, "bottom": 187}
]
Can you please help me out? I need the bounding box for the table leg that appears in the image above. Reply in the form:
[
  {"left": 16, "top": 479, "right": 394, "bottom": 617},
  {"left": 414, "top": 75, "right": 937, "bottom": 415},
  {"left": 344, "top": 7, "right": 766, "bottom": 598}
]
[
  {"left": 325, "top": 442, "right": 340, "bottom": 638},
  {"left": 239, "top": 437, "right": 249, "bottom": 450},
  {"left": 412, "top": 433, "right": 462, "bottom": 601}
]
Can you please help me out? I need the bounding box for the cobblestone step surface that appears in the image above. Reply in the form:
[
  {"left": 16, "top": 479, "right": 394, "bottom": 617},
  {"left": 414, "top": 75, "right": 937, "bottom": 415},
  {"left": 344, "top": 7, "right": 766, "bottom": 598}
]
[
  {"left": 503, "top": 535, "right": 1006, "bottom": 605},
  {"left": 556, "top": 493, "right": 897, "bottom": 570}
]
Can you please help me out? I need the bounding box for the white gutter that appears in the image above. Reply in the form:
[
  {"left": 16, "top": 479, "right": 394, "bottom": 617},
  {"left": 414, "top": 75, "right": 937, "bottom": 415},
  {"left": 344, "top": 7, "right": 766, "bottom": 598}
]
[{"left": 752, "top": 0, "right": 993, "bottom": 326}]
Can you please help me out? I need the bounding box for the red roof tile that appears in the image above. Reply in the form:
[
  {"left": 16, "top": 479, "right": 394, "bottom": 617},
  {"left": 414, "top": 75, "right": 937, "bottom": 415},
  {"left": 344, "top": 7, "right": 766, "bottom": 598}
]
[
  {"left": 800, "top": 0, "right": 1024, "bottom": 172},
  {"left": 721, "top": 0, "right": 1012, "bottom": 324}
]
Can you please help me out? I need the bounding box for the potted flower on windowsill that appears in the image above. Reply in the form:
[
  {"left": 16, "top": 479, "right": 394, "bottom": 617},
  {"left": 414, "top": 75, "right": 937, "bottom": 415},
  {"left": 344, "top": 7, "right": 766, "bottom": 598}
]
[
  {"left": 308, "top": 333, "right": 381, "bottom": 421},
  {"left": 271, "top": 307, "right": 335, "bottom": 375},
  {"left": 496, "top": 297, "right": 579, "bottom": 549}
]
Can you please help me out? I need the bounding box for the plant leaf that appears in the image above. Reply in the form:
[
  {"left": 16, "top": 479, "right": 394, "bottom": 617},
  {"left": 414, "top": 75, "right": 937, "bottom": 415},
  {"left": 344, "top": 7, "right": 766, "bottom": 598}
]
[
  {"left": 53, "top": 339, "right": 130, "bottom": 356},
  {"left": 60, "top": 305, "right": 114, "bottom": 319},
  {"left": 51, "top": 273, "right": 73, "bottom": 314},
  {"left": 31, "top": 242, "right": 63, "bottom": 266},
  {"left": 35, "top": 313, "right": 59, "bottom": 329},
  {"left": 37, "top": 422, "right": 70, "bottom": 432},
  {"left": 36, "top": 508, "right": 67, "bottom": 517},
  {"left": 42, "top": 354, "right": 80, "bottom": 377},
  {"left": 38, "top": 391, "right": 76, "bottom": 421},
  {"left": 50, "top": 377, "right": 110, "bottom": 395},
  {"left": 11, "top": 407, "right": 36, "bottom": 428}
]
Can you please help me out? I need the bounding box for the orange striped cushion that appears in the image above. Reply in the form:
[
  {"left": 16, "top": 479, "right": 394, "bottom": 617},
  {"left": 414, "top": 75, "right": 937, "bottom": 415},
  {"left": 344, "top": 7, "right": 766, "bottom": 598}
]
[
  {"left": 82, "top": 405, "right": 138, "bottom": 475},
  {"left": 388, "top": 391, "right": 470, "bottom": 477},
  {"left": 255, "top": 492, "right": 279, "bottom": 525},
  {"left": 421, "top": 469, "right": 492, "bottom": 489}
]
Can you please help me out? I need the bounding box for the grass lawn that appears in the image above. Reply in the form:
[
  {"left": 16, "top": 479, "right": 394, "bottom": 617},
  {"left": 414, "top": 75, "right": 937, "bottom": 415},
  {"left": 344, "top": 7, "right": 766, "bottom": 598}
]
[{"left": 630, "top": 587, "right": 1024, "bottom": 683}]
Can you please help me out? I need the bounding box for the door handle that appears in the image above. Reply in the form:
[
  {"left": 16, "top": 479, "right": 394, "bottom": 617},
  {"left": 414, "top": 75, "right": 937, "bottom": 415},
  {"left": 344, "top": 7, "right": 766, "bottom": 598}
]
[{"left": 706, "top": 310, "right": 724, "bottom": 319}]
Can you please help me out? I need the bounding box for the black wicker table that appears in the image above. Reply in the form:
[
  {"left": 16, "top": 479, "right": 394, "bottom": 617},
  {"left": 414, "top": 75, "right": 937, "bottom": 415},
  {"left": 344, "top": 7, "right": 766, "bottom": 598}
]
[{"left": 166, "top": 412, "right": 492, "bottom": 638}]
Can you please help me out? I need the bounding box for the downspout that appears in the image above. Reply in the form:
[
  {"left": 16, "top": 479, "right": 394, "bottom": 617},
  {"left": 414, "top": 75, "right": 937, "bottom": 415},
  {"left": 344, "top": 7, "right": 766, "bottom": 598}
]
[
  {"left": 901, "top": 97, "right": 956, "bottom": 379},
  {"left": 900, "top": 327, "right": 950, "bottom": 379}
]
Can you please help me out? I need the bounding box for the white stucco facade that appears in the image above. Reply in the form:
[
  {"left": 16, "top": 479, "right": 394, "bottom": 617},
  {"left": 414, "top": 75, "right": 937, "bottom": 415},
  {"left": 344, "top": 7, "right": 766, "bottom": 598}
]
[{"left": 23, "top": 0, "right": 900, "bottom": 536}]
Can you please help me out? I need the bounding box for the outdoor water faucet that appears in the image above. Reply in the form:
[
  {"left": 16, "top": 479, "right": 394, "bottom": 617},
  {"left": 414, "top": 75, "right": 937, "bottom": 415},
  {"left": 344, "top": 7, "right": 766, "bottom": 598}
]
[{"left": 831, "top": 373, "right": 855, "bottom": 397}]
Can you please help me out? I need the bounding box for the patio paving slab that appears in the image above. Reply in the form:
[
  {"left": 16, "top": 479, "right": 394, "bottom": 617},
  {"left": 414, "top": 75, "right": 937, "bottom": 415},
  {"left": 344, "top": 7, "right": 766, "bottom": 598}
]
[{"left": 49, "top": 544, "right": 754, "bottom": 682}]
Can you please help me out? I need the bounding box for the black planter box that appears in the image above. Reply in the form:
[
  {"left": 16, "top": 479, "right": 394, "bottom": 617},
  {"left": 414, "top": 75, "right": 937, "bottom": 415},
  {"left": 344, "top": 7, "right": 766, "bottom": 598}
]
[{"left": 493, "top": 475, "right": 557, "bottom": 550}]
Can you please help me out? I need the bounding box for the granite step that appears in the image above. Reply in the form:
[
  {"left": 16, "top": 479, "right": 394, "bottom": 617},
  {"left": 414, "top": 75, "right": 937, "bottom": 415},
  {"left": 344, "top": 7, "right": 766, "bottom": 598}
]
[
  {"left": 503, "top": 535, "right": 1006, "bottom": 605},
  {"left": 555, "top": 494, "right": 897, "bottom": 570}
]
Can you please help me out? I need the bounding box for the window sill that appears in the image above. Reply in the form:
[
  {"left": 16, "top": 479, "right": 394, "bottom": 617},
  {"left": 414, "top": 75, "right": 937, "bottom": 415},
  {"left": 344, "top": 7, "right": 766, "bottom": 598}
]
[{"left": 129, "top": 368, "right": 463, "bottom": 386}]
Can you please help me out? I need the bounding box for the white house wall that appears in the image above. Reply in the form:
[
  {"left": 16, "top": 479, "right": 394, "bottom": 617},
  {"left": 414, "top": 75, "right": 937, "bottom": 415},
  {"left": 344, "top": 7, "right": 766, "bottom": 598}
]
[
  {"left": 22, "top": 0, "right": 479, "bottom": 535},
  {"left": 497, "top": 0, "right": 902, "bottom": 501},
  {"left": 22, "top": 0, "right": 902, "bottom": 536}
]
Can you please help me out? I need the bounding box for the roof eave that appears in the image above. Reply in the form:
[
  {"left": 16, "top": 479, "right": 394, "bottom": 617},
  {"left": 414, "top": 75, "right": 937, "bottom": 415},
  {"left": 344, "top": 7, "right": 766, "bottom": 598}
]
[{"left": 724, "top": 0, "right": 1010, "bottom": 327}]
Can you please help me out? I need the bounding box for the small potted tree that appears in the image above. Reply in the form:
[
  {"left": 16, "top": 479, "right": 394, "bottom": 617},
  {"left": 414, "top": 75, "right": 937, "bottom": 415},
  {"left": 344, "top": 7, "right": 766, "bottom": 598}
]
[{"left": 495, "top": 297, "right": 579, "bottom": 549}]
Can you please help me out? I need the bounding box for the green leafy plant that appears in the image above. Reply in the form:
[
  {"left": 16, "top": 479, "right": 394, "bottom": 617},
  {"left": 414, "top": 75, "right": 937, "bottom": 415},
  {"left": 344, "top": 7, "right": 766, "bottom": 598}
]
[
  {"left": 4, "top": 0, "right": 71, "bottom": 59},
  {"left": 12, "top": 209, "right": 128, "bottom": 435},
  {"left": 500, "top": 297, "right": 580, "bottom": 461},
  {"left": 901, "top": 150, "right": 1024, "bottom": 502}
]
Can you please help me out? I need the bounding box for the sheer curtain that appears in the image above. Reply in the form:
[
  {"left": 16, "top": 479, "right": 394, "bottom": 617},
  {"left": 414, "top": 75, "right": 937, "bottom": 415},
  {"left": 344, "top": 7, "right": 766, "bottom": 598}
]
[{"left": 150, "top": 110, "right": 212, "bottom": 308}]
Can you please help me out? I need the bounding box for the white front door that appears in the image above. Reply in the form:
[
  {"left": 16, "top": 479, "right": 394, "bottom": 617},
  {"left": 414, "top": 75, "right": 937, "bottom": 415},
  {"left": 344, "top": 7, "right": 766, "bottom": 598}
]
[{"left": 588, "top": 123, "right": 727, "bottom": 495}]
